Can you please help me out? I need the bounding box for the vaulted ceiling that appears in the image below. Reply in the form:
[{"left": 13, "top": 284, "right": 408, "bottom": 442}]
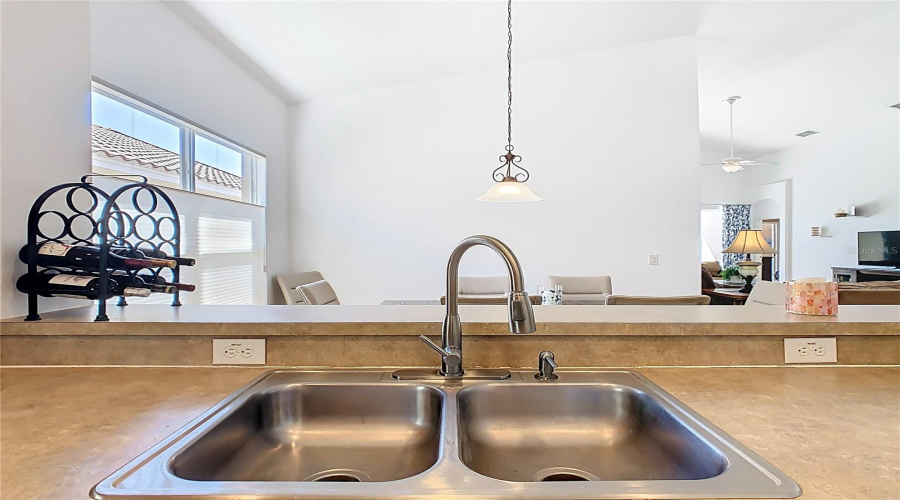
[{"left": 173, "top": 1, "right": 899, "bottom": 158}]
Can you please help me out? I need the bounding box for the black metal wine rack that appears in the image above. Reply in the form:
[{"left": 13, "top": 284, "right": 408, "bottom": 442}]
[{"left": 23, "top": 175, "right": 183, "bottom": 321}]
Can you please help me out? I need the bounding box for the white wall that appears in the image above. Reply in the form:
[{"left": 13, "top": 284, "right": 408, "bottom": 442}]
[
  {"left": 752, "top": 121, "right": 899, "bottom": 279},
  {"left": 290, "top": 38, "right": 701, "bottom": 303},
  {"left": 0, "top": 1, "right": 92, "bottom": 318},
  {"left": 90, "top": 1, "right": 290, "bottom": 303}
]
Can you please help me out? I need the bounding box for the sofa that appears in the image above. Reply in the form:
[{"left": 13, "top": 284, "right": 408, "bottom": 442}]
[{"left": 837, "top": 281, "right": 900, "bottom": 305}]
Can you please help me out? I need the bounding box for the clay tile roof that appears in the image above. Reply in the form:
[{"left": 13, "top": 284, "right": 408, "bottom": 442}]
[{"left": 91, "top": 125, "right": 242, "bottom": 190}]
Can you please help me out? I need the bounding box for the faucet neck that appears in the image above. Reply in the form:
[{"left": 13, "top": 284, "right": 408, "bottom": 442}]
[{"left": 445, "top": 235, "right": 526, "bottom": 316}]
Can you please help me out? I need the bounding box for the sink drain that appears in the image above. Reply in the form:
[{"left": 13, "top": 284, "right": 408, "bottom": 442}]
[
  {"left": 532, "top": 467, "right": 599, "bottom": 482},
  {"left": 304, "top": 469, "right": 370, "bottom": 482}
]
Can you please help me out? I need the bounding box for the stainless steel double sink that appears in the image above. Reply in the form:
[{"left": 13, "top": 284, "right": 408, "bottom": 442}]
[{"left": 91, "top": 370, "right": 801, "bottom": 499}]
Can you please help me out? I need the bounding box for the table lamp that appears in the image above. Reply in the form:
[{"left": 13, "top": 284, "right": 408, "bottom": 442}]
[{"left": 724, "top": 229, "right": 777, "bottom": 293}]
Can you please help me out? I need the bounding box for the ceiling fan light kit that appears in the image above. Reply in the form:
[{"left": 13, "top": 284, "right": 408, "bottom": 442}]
[
  {"left": 720, "top": 157, "right": 745, "bottom": 173},
  {"left": 703, "top": 95, "right": 777, "bottom": 173}
]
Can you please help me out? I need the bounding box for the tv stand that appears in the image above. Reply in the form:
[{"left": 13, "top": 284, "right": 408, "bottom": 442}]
[{"left": 832, "top": 266, "right": 900, "bottom": 283}]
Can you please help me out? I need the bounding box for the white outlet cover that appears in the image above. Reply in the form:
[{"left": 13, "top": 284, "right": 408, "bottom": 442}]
[
  {"left": 213, "top": 339, "right": 266, "bottom": 365},
  {"left": 784, "top": 337, "right": 837, "bottom": 364},
  {"left": 648, "top": 254, "right": 659, "bottom": 265}
]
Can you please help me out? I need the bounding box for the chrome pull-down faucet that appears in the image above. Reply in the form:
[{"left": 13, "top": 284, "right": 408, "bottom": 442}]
[{"left": 394, "top": 235, "right": 537, "bottom": 380}]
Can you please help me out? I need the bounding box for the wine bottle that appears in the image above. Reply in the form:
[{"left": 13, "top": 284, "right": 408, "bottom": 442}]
[
  {"left": 16, "top": 273, "right": 151, "bottom": 299},
  {"left": 18, "top": 242, "right": 176, "bottom": 270},
  {"left": 151, "top": 277, "right": 196, "bottom": 292},
  {"left": 110, "top": 272, "right": 178, "bottom": 294},
  {"left": 113, "top": 245, "right": 194, "bottom": 267},
  {"left": 131, "top": 247, "right": 196, "bottom": 267}
]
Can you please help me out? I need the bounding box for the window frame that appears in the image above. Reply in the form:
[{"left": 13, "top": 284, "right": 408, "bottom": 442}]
[{"left": 90, "top": 78, "right": 266, "bottom": 207}]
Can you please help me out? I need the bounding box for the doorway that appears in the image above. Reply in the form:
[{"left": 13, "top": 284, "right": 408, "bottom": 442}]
[{"left": 761, "top": 219, "right": 780, "bottom": 280}]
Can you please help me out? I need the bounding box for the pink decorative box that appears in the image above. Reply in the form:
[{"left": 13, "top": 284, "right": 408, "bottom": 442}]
[{"left": 786, "top": 281, "right": 839, "bottom": 316}]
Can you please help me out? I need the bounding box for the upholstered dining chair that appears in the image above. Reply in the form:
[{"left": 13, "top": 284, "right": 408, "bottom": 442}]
[
  {"left": 437, "top": 276, "right": 542, "bottom": 305},
  {"left": 548, "top": 276, "right": 612, "bottom": 305},
  {"left": 276, "top": 272, "right": 323, "bottom": 305},
  {"left": 276, "top": 272, "right": 337, "bottom": 305},
  {"left": 605, "top": 295, "right": 711, "bottom": 305},
  {"left": 297, "top": 279, "right": 341, "bottom": 305},
  {"left": 745, "top": 281, "right": 786, "bottom": 306},
  {"left": 458, "top": 276, "right": 510, "bottom": 298}
]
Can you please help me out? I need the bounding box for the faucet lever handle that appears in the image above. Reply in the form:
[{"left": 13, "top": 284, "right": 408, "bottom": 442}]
[
  {"left": 535, "top": 350, "right": 559, "bottom": 380},
  {"left": 419, "top": 335, "right": 462, "bottom": 368}
]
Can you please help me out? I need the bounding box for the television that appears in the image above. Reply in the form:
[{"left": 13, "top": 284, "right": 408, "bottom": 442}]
[{"left": 858, "top": 231, "right": 900, "bottom": 267}]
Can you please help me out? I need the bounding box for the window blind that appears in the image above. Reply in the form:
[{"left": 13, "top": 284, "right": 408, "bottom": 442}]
[{"left": 94, "top": 178, "right": 266, "bottom": 305}]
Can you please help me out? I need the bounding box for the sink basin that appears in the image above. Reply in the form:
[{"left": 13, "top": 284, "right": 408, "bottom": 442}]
[
  {"left": 92, "top": 370, "right": 801, "bottom": 499},
  {"left": 171, "top": 384, "right": 442, "bottom": 482},
  {"left": 458, "top": 384, "right": 726, "bottom": 482}
]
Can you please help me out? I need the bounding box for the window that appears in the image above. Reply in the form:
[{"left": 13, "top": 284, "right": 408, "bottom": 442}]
[
  {"left": 90, "top": 81, "right": 266, "bottom": 206},
  {"left": 90, "top": 80, "right": 267, "bottom": 305}
]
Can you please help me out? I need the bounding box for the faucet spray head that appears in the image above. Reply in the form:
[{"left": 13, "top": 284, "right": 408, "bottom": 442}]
[{"left": 508, "top": 291, "right": 537, "bottom": 334}]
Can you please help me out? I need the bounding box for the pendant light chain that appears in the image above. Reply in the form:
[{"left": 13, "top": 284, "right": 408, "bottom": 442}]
[
  {"left": 477, "top": 0, "right": 541, "bottom": 200},
  {"left": 506, "top": 0, "right": 514, "bottom": 152},
  {"left": 488, "top": 0, "right": 531, "bottom": 184}
]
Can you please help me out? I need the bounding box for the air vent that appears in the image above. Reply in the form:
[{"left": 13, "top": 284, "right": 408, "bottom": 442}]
[
  {"left": 796, "top": 130, "right": 820, "bottom": 137},
  {"left": 891, "top": 103, "right": 900, "bottom": 109}
]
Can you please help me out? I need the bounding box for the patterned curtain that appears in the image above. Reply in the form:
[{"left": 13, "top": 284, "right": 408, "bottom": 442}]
[{"left": 721, "top": 204, "right": 750, "bottom": 268}]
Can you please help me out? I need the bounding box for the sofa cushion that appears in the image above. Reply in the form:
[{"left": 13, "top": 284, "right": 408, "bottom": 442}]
[
  {"left": 701, "top": 261, "right": 722, "bottom": 276},
  {"left": 562, "top": 293, "right": 610, "bottom": 305},
  {"left": 606, "top": 295, "right": 711, "bottom": 305}
]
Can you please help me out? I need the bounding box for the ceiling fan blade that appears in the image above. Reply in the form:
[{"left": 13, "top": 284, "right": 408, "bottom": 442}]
[
  {"left": 739, "top": 160, "right": 777, "bottom": 165},
  {"left": 701, "top": 163, "right": 725, "bottom": 166}
]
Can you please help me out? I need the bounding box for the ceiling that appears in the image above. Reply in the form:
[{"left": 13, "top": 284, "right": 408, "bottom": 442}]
[
  {"left": 696, "top": 1, "right": 899, "bottom": 158},
  {"left": 173, "top": 1, "right": 899, "bottom": 158}
]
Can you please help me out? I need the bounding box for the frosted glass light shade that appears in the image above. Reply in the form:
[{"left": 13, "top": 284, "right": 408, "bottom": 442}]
[
  {"left": 721, "top": 161, "right": 744, "bottom": 173},
  {"left": 477, "top": 179, "right": 542, "bottom": 202}
]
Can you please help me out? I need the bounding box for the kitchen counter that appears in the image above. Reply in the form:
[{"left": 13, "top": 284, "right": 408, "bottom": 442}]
[
  {"left": 2, "top": 304, "right": 898, "bottom": 337},
  {"left": 1, "top": 366, "right": 898, "bottom": 500},
  {"left": 2, "top": 305, "right": 898, "bottom": 367}
]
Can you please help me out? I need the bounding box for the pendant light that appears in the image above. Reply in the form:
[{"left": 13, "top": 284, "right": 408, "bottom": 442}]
[{"left": 477, "top": 0, "right": 542, "bottom": 202}]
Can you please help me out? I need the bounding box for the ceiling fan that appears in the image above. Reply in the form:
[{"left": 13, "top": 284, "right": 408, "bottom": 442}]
[{"left": 703, "top": 96, "right": 776, "bottom": 173}]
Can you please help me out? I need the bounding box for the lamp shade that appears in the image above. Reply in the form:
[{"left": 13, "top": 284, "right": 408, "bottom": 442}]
[
  {"left": 477, "top": 179, "right": 542, "bottom": 202},
  {"left": 724, "top": 229, "right": 776, "bottom": 255}
]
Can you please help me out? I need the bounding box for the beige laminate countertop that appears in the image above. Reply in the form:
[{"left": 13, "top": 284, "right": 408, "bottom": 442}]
[
  {"left": 2, "top": 304, "right": 898, "bottom": 337},
  {"left": 1, "top": 366, "right": 898, "bottom": 500}
]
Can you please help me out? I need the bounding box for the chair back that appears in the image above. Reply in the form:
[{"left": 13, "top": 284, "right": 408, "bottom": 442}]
[
  {"left": 548, "top": 275, "right": 612, "bottom": 294},
  {"left": 276, "top": 271, "right": 324, "bottom": 305},
  {"left": 298, "top": 279, "right": 341, "bottom": 305},
  {"left": 548, "top": 276, "right": 612, "bottom": 304},
  {"left": 458, "top": 276, "right": 510, "bottom": 297},
  {"left": 745, "top": 281, "right": 786, "bottom": 306},
  {"left": 605, "top": 295, "right": 711, "bottom": 305}
]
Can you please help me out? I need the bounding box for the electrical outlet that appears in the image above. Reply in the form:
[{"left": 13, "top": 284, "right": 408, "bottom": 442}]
[
  {"left": 648, "top": 254, "right": 659, "bottom": 265},
  {"left": 784, "top": 338, "right": 837, "bottom": 364},
  {"left": 213, "top": 339, "right": 265, "bottom": 365}
]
